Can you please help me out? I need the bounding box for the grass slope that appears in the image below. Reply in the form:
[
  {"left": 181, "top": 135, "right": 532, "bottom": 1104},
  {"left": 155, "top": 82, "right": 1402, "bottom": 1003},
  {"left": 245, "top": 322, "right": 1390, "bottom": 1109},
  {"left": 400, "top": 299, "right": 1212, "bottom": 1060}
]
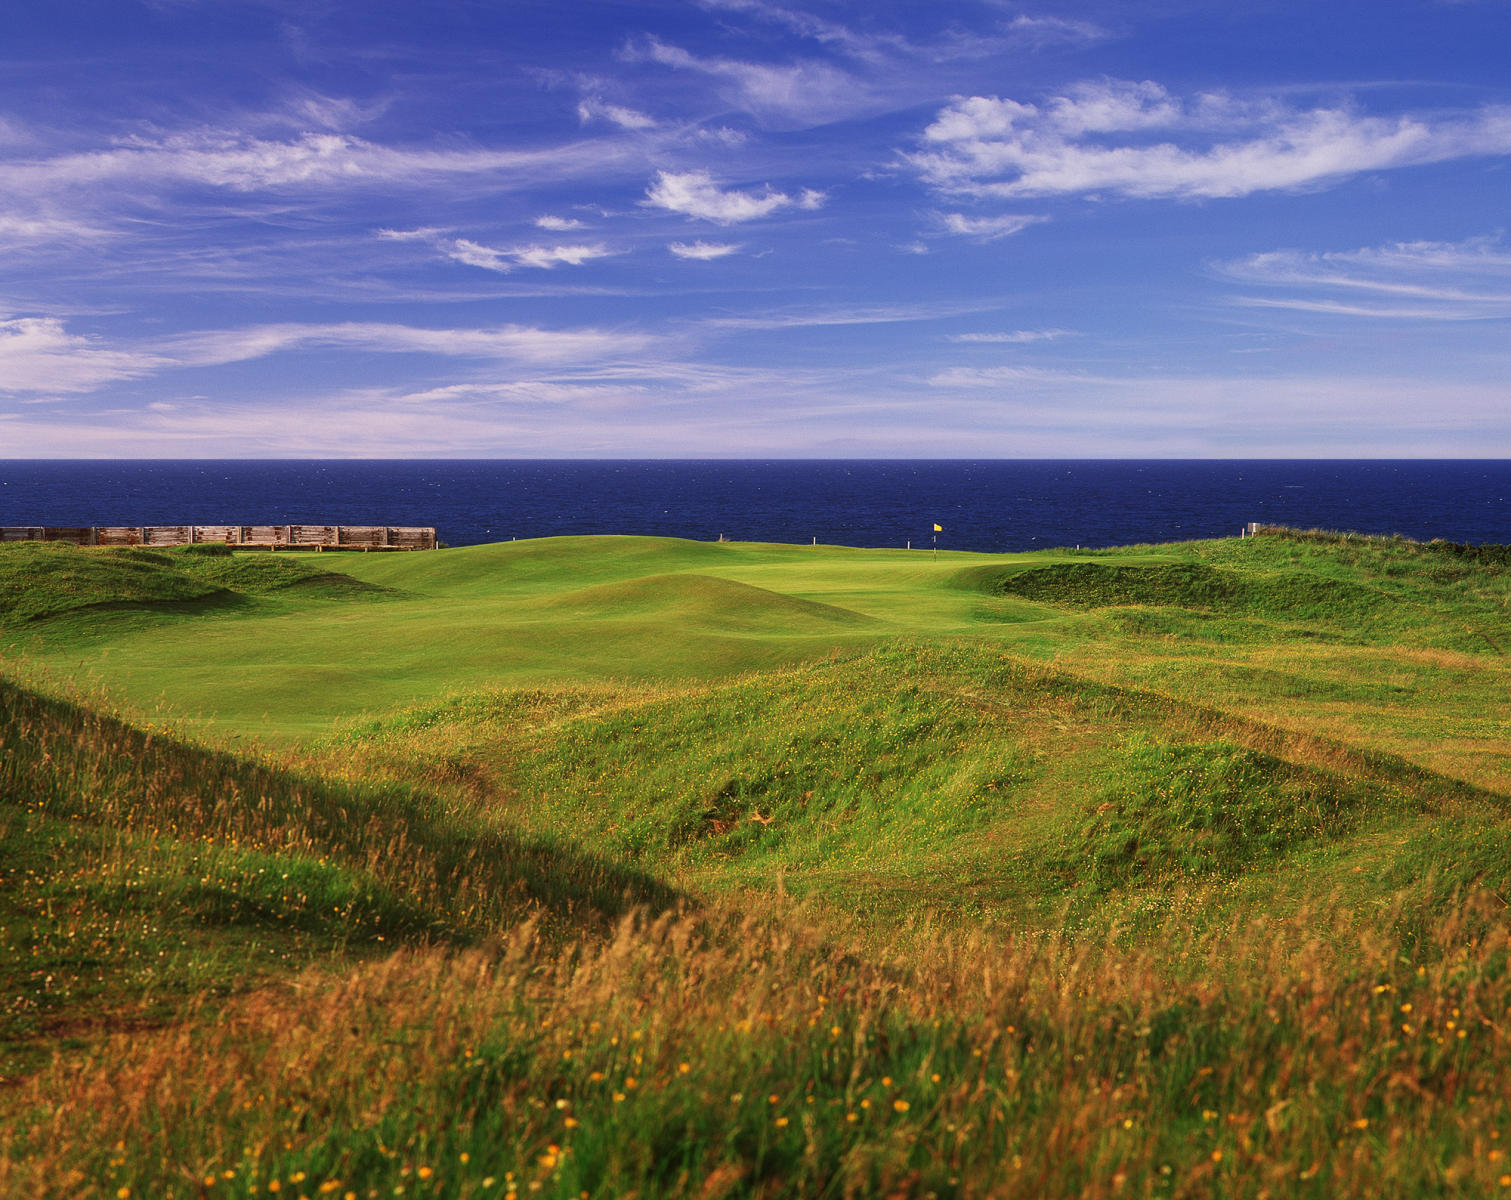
[
  {"left": 1, "top": 528, "right": 1509, "bottom": 1197},
  {"left": 0, "top": 675, "right": 677, "bottom": 1078}
]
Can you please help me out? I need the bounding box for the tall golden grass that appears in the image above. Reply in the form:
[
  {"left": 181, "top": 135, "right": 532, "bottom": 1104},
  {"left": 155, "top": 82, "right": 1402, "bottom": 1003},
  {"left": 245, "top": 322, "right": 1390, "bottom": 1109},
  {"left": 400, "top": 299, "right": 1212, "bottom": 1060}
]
[{"left": 6, "top": 888, "right": 1509, "bottom": 1198}]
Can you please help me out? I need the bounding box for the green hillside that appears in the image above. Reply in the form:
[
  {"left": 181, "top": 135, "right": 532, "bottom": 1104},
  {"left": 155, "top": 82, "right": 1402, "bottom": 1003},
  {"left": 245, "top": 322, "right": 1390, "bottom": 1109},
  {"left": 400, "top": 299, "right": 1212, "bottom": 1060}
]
[{"left": 1, "top": 529, "right": 1509, "bottom": 1197}]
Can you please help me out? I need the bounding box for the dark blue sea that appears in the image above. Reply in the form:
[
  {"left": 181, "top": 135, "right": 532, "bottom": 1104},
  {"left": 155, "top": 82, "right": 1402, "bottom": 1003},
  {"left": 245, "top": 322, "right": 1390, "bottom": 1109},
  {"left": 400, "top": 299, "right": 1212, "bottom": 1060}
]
[{"left": 0, "top": 461, "right": 1507, "bottom": 552}]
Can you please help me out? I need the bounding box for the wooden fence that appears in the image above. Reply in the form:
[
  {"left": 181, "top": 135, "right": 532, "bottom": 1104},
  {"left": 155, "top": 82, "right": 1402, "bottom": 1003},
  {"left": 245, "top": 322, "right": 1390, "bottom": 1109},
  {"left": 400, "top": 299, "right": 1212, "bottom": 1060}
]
[{"left": 0, "top": 525, "right": 437, "bottom": 551}]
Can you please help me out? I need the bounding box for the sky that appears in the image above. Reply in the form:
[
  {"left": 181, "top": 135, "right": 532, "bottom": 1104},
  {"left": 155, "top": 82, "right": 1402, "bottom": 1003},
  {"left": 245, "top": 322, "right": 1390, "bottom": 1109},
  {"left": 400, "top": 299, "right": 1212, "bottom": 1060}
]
[{"left": 1, "top": 0, "right": 1509, "bottom": 458}]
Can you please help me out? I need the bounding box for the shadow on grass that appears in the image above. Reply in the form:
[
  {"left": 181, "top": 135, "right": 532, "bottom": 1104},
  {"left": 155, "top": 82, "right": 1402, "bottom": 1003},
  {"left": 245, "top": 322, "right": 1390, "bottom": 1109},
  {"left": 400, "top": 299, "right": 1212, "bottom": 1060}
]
[{"left": 0, "top": 676, "right": 683, "bottom": 942}]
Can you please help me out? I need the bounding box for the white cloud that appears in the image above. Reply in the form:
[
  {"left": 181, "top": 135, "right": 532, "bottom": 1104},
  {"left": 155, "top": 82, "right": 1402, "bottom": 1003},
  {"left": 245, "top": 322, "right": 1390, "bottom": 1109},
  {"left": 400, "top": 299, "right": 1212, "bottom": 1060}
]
[
  {"left": 644, "top": 170, "right": 823, "bottom": 224},
  {"left": 447, "top": 238, "right": 514, "bottom": 272},
  {"left": 391, "top": 379, "right": 647, "bottom": 407},
  {"left": 4, "top": 348, "right": 1506, "bottom": 458},
  {"left": 0, "top": 127, "right": 655, "bottom": 200},
  {"left": 1231, "top": 296, "right": 1498, "bottom": 320},
  {"left": 1005, "top": 14, "right": 1112, "bottom": 49},
  {"left": 375, "top": 226, "right": 450, "bottom": 242},
  {"left": 939, "top": 211, "right": 1044, "bottom": 240},
  {"left": 0, "top": 316, "right": 169, "bottom": 393},
  {"left": 917, "top": 365, "right": 1511, "bottom": 455},
  {"left": 535, "top": 215, "right": 587, "bottom": 231},
  {"left": 695, "top": 126, "right": 749, "bottom": 147},
  {"left": 927, "top": 364, "right": 1087, "bottom": 388},
  {"left": 382, "top": 229, "right": 618, "bottom": 273},
  {"left": 703, "top": 301, "right": 992, "bottom": 332},
  {"left": 669, "top": 240, "right": 743, "bottom": 260},
  {"left": 0, "top": 213, "right": 113, "bottom": 250},
  {"left": 0, "top": 314, "right": 661, "bottom": 397},
  {"left": 576, "top": 98, "right": 659, "bottom": 130},
  {"left": 510, "top": 243, "right": 617, "bottom": 270},
  {"left": 1217, "top": 237, "right": 1511, "bottom": 319},
  {"left": 946, "top": 329, "right": 1073, "bottom": 343},
  {"left": 0, "top": 116, "right": 33, "bottom": 148},
  {"left": 164, "top": 321, "right": 650, "bottom": 368},
  {"left": 284, "top": 91, "right": 385, "bottom": 132},
  {"left": 696, "top": 0, "right": 908, "bottom": 62},
  {"left": 907, "top": 81, "right": 1511, "bottom": 201},
  {"left": 635, "top": 37, "right": 871, "bottom": 127},
  {"left": 1045, "top": 80, "right": 1182, "bottom": 135}
]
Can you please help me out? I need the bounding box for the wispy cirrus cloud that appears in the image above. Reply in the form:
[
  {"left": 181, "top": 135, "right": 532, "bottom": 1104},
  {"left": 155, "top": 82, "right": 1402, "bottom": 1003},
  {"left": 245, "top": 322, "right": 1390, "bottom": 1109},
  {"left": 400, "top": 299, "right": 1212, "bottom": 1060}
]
[
  {"left": 536, "top": 215, "right": 588, "bottom": 231},
  {"left": 508, "top": 243, "right": 619, "bottom": 271},
  {"left": 645, "top": 169, "right": 824, "bottom": 223},
  {"left": 1003, "top": 14, "right": 1112, "bottom": 50},
  {"left": 631, "top": 36, "right": 871, "bottom": 128},
  {"left": 927, "top": 363, "right": 1090, "bottom": 388},
  {"left": 0, "top": 126, "right": 658, "bottom": 204},
  {"left": 0, "top": 312, "right": 656, "bottom": 396},
  {"left": 907, "top": 80, "right": 1511, "bottom": 201},
  {"left": 946, "top": 328, "right": 1074, "bottom": 343},
  {"left": 697, "top": 2, "right": 1110, "bottom": 68},
  {"left": 164, "top": 321, "right": 652, "bottom": 368},
  {"left": 379, "top": 228, "right": 618, "bottom": 273},
  {"left": 938, "top": 211, "right": 1045, "bottom": 240},
  {"left": 0, "top": 213, "right": 114, "bottom": 250},
  {"left": 702, "top": 301, "right": 992, "bottom": 332},
  {"left": 1218, "top": 237, "right": 1511, "bottom": 320},
  {"left": 695, "top": 0, "right": 910, "bottom": 63},
  {"left": 921, "top": 363, "right": 1509, "bottom": 455},
  {"left": 0, "top": 316, "right": 170, "bottom": 393},
  {"left": 576, "top": 97, "right": 659, "bottom": 130},
  {"left": 669, "top": 240, "right": 743, "bottom": 260}
]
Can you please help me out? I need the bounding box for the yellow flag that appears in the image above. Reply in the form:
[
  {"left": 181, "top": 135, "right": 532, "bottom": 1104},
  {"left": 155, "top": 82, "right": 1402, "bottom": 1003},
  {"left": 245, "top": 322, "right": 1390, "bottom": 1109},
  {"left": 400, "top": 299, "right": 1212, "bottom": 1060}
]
[{"left": 933, "top": 524, "right": 943, "bottom": 532}]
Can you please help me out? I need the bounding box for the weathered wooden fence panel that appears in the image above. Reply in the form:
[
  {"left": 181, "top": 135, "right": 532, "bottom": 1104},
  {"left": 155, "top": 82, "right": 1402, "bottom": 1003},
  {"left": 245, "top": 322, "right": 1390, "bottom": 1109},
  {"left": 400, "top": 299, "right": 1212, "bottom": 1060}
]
[
  {"left": 0, "top": 525, "right": 437, "bottom": 550},
  {"left": 388, "top": 528, "right": 432, "bottom": 550},
  {"left": 144, "top": 526, "right": 191, "bottom": 547},
  {"left": 337, "top": 526, "right": 385, "bottom": 549}
]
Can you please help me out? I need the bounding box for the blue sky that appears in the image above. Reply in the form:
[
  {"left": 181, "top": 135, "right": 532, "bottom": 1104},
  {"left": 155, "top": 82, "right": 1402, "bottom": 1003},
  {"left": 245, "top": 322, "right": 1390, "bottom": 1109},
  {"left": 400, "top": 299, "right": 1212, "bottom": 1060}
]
[{"left": 2, "top": 0, "right": 1509, "bottom": 458}]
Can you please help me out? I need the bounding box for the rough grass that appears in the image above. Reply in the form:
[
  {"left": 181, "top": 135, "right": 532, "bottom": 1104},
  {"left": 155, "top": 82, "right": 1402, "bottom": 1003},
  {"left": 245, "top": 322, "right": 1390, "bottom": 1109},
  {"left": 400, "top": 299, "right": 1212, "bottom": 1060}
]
[
  {"left": 6, "top": 894, "right": 1511, "bottom": 1199},
  {"left": 1068, "top": 736, "right": 1408, "bottom": 886},
  {"left": 985, "top": 560, "right": 1392, "bottom": 620},
  {"left": 0, "top": 675, "right": 678, "bottom": 1078}
]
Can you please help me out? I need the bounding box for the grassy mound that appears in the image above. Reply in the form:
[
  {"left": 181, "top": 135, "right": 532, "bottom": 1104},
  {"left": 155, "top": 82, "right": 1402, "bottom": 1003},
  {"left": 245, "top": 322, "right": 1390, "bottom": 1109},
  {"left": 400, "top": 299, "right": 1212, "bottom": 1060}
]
[
  {"left": 531, "top": 573, "right": 878, "bottom": 633},
  {"left": 981, "top": 561, "right": 1392, "bottom": 624},
  {"left": 1250, "top": 525, "right": 1511, "bottom": 569},
  {"left": 1069, "top": 737, "right": 1408, "bottom": 886},
  {"left": 0, "top": 542, "right": 234, "bottom": 625},
  {"left": 0, "top": 542, "right": 392, "bottom": 631},
  {"left": 328, "top": 646, "right": 1039, "bottom": 873},
  {"left": 323, "top": 638, "right": 1507, "bottom": 929}
]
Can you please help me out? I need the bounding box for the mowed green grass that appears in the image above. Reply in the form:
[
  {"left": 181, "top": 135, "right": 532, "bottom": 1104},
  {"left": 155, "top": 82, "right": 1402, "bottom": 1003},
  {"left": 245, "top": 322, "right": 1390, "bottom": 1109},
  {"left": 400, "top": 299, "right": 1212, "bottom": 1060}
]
[
  {"left": 0, "top": 536, "right": 1065, "bottom": 740},
  {"left": 2, "top": 532, "right": 1504, "bottom": 795}
]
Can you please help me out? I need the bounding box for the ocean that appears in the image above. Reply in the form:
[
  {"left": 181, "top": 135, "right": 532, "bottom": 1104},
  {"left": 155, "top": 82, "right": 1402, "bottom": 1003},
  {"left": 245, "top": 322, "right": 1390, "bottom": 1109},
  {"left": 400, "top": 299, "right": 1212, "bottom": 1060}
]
[{"left": 0, "top": 460, "right": 1507, "bottom": 553}]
